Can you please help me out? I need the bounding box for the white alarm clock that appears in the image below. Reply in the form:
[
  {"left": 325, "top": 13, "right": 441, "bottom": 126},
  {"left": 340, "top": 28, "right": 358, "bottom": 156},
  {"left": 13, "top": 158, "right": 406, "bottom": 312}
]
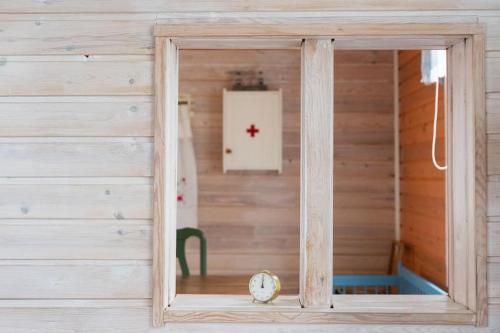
[{"left": 249, "top": 270, "right": 281, "bottom": 303}]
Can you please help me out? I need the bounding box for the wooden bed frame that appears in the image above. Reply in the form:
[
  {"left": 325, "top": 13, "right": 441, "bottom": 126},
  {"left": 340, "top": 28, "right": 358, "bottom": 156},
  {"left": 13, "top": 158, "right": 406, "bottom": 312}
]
[{"left": 333, "top": 262, "right": 447, "bottom": 295}]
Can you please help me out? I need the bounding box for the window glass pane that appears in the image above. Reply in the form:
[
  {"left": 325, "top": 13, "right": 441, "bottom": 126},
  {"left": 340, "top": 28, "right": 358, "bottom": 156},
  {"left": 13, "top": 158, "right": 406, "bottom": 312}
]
[
  {"left": 176, "top": 49, "right": 301, "bottom": 296},
  {"left": 332, "top": 50, "right": 447, "bottom": 295}
]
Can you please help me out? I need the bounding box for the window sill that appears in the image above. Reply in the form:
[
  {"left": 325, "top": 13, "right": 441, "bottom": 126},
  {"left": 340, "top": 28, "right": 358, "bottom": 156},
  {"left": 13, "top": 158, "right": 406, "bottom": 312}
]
[{"left": 164, "top": 294, "right": 475, "bottom": 325}]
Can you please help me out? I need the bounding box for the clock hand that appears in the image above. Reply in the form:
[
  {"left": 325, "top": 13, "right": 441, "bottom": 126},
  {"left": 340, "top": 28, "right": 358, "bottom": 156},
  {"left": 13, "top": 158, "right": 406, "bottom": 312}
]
[{"left": 261, "top": 275, "right": 264, "bottom": 288}]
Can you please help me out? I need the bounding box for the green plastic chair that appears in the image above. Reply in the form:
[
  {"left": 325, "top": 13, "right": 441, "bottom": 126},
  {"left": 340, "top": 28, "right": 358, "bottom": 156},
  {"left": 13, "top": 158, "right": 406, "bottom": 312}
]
[{"left": 176, "top": 227, "right": 207, "bottom": 277}]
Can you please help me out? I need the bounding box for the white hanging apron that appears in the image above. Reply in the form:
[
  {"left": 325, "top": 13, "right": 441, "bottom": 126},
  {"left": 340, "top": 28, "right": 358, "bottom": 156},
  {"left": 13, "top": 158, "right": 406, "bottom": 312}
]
[{"left": 177, "top": 103, "right": 198, "bottom": 229}]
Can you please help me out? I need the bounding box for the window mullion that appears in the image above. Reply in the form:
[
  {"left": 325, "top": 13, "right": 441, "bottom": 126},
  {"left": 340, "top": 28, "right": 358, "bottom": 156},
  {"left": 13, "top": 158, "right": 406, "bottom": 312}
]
[{"left": 299, "top": 38, "right": 334, "bottom": 308}]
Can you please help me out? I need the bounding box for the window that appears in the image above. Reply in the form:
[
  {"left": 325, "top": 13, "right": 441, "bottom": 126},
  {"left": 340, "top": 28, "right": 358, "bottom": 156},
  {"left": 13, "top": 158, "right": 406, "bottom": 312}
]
[{"left": 152, "top": 20, "right": 486, "bottom": 327}]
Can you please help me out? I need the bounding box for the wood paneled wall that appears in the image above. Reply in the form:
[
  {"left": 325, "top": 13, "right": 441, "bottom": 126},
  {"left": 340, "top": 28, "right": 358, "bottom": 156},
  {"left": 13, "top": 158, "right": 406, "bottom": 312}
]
[
  {"left": 398, "top": 50, "right": 446, "bottom": 289},
  {"left": 179, "top": 50, "right": 300, "bottom": 281},
  {"left": 0, "top": 2, "right": 500, "bottom": 332},
  {"left": 332, "top": 50, "right": 395, "bottom": 275},
  {"left": 179, "top": 50, "right": 394, "bottom": 282}
]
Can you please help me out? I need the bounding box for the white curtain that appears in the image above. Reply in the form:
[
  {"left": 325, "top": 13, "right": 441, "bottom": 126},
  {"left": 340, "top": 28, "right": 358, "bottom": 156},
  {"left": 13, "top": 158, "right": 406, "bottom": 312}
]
[{"left": 177, "top": 103, "right": 198, "bottom": 229}]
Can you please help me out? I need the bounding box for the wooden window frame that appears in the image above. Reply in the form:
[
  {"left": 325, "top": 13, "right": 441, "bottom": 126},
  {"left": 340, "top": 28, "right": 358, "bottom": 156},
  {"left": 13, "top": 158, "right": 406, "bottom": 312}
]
[{"left": 152, "top": 19, "right": 486, "bottom": 327}]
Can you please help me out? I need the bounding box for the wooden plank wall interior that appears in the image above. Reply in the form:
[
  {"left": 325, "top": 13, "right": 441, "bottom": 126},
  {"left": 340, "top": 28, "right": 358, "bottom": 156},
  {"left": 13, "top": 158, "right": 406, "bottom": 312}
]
[
  {"left": 0, "top": 2, "right": 499, "bottom": 331},
  {"left": 398, "top": 50, "right": 447, "bottom": 290},
  {"left": 177, "top": 49, "right": 394, "bottom": 293}
]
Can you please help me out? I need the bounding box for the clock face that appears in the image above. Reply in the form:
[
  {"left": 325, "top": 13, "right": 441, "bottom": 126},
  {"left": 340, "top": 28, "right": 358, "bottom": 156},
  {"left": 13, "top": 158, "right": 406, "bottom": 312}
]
[{"left": 249, "top": 270, "right": 280, "bottom": 303}]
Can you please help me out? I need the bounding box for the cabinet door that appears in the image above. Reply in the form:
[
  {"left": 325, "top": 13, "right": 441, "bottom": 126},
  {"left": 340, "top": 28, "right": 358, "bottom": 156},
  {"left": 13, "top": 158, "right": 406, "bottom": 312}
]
[{"left": 223, "top": 90, "right": 282, "bottom": 172}]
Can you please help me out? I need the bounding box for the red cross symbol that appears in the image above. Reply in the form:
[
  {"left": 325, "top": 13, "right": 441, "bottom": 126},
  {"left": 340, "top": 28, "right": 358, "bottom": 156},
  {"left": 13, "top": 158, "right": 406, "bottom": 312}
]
[{"left": 246, "top": 124, "right": 260, "bottom": 137}]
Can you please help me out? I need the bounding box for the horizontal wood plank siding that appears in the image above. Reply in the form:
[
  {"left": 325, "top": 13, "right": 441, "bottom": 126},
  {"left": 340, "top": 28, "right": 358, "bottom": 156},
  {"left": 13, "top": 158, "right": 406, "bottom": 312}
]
[
  {"left": 0, "top": 260, "right": 151, "bottom": 299},
  {"left": 0, "top": 220, "right": 151, "bottom": 260},
  {"left": 0, "top": 57, "right": 152, "bottom": 96},
  {"left": 0, "top": 97, "right": 153, "bottom": 136},
  {"left": 0, "top": 139, "right": 152, "bottom": 177},
  {"left": 0, "top": 20, "right": 153, "bottom": 55},
  {"left": 0, "top": 184, "right": 151, "bottom": 219},
  {"left": 0, "top": 5, "right": 498, "bottom": 333},
  {"left": 0, "top": 1, "right": 498, "bottom": 12}
]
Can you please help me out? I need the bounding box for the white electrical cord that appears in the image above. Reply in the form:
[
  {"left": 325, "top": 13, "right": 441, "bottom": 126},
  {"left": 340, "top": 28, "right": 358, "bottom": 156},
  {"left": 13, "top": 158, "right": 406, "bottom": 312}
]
[{"left": 432, "top": 81, "right": 447, "bottom": 171}]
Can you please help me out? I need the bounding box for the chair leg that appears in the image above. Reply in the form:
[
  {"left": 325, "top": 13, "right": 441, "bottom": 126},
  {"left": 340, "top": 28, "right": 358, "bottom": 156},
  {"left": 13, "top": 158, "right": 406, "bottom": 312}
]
[
  {"left": 177, "top": 237, "right": 190, "bottom": 277},
  {"left": 177, "top": 227, "right": 207, "bottom": 277},
  {"left": 199, "top": 233, "right": 207, "bottom": 276}
]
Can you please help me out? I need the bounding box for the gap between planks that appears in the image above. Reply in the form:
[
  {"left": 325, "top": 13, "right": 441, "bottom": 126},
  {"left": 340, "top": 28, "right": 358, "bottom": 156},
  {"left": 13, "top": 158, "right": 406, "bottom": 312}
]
[{"left": 0, "top": 299, "right": 151, "bottom": 308}]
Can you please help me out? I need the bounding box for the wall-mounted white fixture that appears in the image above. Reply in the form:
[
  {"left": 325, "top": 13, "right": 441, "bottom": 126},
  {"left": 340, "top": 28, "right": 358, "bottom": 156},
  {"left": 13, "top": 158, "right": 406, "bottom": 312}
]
[
  {"left": 421, "top": 50, "right": 447, "bottom": 171},
  {"left": 222, "top": 89, "right": 282, "bottom": 173}
]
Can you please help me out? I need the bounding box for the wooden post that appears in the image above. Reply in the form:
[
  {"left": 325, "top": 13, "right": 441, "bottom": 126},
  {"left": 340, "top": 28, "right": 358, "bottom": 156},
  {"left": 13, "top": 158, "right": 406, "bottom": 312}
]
[
  {"left": 448, "top": 39, "right": 468, "bottom": 307},
  {"left": 465, "top": 36, "right": 477, "bottom": 314},
  {"left": 448, "top": 36, "right": 487, "bottom": 322},
  {"left": 447, "top": 35, "right": 487, "bottom": 326},
  {"left": 449, "top": 34, "right": 487, "bottom": 327},
  {"left": 153, "top": 37, "right": 179, "bottom": 327},
  {"left": 471, "top": 34, "right": 487, "bottom": 327},
  {"left": 299, "top": 39, "right": 334, "bottom": 308},
  {"left": 393, "top": 50, "right": 401, "bottom": 243}
]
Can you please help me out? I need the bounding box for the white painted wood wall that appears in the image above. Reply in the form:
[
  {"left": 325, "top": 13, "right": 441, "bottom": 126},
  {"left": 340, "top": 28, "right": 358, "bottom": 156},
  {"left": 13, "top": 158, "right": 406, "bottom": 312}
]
[{"left": 0, "top": 1, "right": 500, "bottom": 332}]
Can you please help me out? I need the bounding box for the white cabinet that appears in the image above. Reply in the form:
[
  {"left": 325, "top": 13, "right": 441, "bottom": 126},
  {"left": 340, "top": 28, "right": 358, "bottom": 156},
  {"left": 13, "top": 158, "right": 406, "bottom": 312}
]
[{"left": 223, "top": 89, "right": 282, "bottom": 173}]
